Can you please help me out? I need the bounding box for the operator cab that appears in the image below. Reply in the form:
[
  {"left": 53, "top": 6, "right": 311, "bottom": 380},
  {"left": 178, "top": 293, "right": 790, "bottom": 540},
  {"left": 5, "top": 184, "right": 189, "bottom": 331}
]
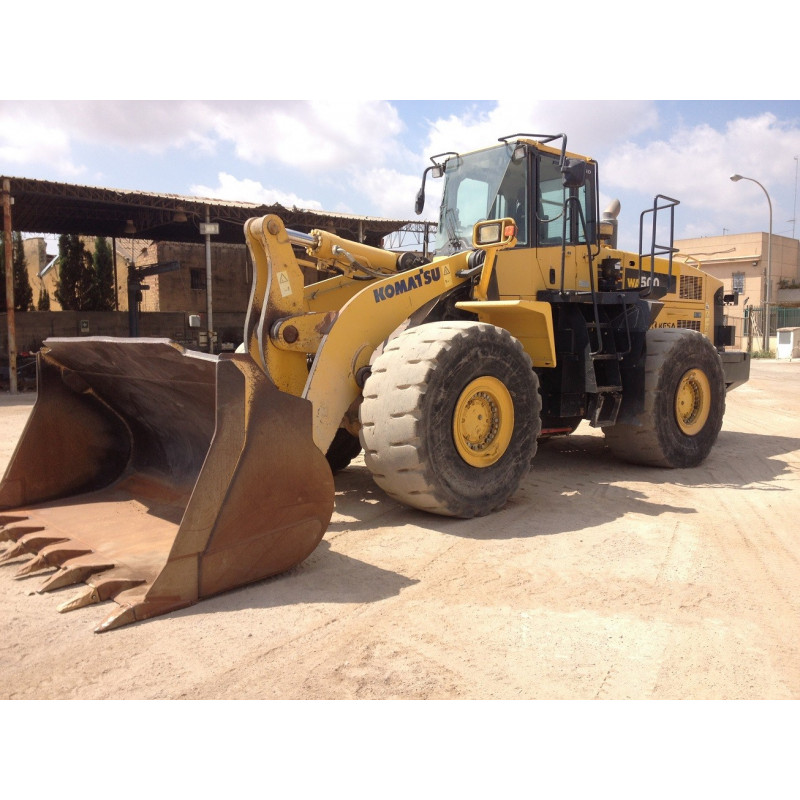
[{"left": 416, "top": 134, "right": 599, "bottom": 257}]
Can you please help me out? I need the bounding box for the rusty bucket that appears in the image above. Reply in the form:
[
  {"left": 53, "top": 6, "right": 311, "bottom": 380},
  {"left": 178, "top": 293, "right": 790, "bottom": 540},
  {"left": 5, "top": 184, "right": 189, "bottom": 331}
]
[{"left": 0, "top": 338, "right": 334, "bottom": 631}]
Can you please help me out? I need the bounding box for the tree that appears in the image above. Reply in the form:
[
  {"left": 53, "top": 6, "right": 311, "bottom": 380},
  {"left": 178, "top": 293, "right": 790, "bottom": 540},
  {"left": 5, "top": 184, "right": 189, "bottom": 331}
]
[
  {"left": 13, "top": 231, "right": 33, "bottom": 311},
  {"left": 92, "top": 236, "right": 115, "bottom": 311},
  {"left": 55, "top": 234, "right": 95, "bottom": 311},
  {"left": 37, "top": 285, "right": 51, "bottom": 310},
  {"left": 0, "top": 230, "right": 34, "bottom": 312}
]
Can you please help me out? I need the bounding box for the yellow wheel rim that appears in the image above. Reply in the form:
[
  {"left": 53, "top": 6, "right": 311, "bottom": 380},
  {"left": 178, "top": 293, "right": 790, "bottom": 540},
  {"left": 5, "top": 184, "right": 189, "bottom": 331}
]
[
  {"left": 453, "top": 376, "right": 514, "bottom": 467},
  {"left": 675, "top": 368, "right": 711, "bottom": 435}
]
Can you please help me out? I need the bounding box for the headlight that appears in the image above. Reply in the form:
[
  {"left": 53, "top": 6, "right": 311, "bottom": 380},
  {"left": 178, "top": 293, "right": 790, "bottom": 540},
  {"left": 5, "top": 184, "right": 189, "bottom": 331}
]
[{"left": 473, "top": 218, "right": 517, "bottom": 248}]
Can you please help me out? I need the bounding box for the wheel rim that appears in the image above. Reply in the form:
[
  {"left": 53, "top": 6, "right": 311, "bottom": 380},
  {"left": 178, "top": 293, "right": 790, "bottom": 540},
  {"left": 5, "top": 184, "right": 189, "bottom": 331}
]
[
  {"left": 675, "top": 368, "right": 711, "bottom": 435},
  {"left": 453, "top": 376, "right": 514, "bottom": 467}
]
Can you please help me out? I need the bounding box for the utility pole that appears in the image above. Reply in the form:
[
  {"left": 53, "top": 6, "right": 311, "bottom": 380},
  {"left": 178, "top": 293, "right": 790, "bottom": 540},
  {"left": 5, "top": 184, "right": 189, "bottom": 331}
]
[
  {"left": 793, "top": 156, "right": 798, "bottom": 240},
  {"left": 199, "top": 207, "right": 218, "bottom": 354},
  {"left": 2, "top": 179, "right": 17, "bottom": 394}
]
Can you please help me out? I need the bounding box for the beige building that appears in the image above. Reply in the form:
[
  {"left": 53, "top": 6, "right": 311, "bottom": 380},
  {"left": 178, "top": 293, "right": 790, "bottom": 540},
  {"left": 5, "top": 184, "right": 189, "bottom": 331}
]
[
  {"left": 675, "top": 232, "right": 800, "bottom": 350},
  {"left": 22, "top": 235, "right": 250, "bottom": 319},
  {"left": 22, "top": 236, "right": 131, "bottom": 312}
]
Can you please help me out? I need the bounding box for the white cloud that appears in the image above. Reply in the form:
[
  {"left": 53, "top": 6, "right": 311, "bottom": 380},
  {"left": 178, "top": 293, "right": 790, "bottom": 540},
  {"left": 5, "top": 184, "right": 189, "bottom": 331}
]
[
  {"left": 0, "top": 106, "right": 84, "bottom": 175},
  {"left": 0, "top": 99, "right": 408, "bottom": 183},
  {"left": 190, "top": 172, "right": 323, "bottom": 210},
  {"left": 207, "top": 100, "right": 406, "bottom": 171},
  {"left": 603, "top": 112, "right": 800, "bottom": 237},
  {"left": 422, "top": 100, "right": 659, "bottom": 164},
  {"left": 347, "top": 167, "right": 427, "bottom": 220}
]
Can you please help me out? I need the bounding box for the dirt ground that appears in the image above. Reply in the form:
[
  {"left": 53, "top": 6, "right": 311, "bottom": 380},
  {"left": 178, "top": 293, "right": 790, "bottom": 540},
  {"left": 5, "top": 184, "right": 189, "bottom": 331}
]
[{"left": 2, "top": 358, "right": 800, "bottom": 701}]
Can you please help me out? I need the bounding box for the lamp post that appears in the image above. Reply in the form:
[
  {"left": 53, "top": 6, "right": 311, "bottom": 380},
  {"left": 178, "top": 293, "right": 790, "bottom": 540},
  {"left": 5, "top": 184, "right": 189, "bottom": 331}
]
[{"left": 730, "top": 174, "right": 773, "bottom": 352}]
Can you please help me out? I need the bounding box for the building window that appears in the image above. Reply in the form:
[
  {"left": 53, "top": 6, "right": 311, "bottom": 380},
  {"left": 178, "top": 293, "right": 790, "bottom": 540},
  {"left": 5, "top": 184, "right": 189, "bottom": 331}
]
[
  {"left": 190, "top": 268, "right": 206, "bottom": 291},
  {"left": 732, "top": 272, "right": 745, "bottom": 295}
]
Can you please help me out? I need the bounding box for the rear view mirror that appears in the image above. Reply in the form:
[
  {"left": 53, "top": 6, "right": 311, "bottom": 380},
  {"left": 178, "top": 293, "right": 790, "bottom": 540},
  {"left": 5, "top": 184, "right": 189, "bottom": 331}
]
[
  {"left": 562, "top": 159, "right": 591, "bottom": 189},
  {"left": 415, "top": 163, "right": 444, "bottom": 215}
]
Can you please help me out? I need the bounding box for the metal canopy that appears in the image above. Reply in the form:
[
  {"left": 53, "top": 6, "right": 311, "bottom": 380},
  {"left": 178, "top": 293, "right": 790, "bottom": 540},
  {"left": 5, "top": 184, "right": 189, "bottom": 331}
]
[{"left": 1, "top": 175, "right": 425, "bottom": 247}]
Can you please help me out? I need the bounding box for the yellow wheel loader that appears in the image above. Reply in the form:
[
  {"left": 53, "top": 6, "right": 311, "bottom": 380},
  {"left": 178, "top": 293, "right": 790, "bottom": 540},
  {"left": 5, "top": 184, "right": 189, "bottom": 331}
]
[{"left": 0, "top": 134, "right": 750, "bottom": 630}]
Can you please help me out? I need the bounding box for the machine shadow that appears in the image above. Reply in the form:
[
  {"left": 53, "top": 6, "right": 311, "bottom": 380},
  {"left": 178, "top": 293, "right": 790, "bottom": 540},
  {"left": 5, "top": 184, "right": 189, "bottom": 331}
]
[
  {"left": 163, "top": 539, "right": 419, "bottom": 623},
  {"left": 326, "top": 426, "right": 800, "bottom": 542},
  {"left": 9, "top": 426, "right": 794, "bottom": 631}
]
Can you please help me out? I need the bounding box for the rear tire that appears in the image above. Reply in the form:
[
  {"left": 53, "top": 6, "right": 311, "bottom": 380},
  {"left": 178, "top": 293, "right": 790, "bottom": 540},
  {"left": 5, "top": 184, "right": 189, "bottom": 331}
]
[
  {"left": 604, "top": 328, "right": 725, "bottom": 468},
  {"left": 359, "top": 321, "right": 541, "bottom": 517}
]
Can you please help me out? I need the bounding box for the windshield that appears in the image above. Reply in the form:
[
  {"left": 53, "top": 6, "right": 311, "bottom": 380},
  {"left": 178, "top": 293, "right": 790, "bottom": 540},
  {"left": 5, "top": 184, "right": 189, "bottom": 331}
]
[{"left": 434, "top": 144, "right": 528, "bottom": 255}]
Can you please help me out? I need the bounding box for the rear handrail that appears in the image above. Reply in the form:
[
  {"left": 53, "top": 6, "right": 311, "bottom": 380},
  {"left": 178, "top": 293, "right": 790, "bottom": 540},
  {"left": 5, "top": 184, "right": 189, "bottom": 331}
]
[{"left": 638, "top": 194, "right": 680, "bottom": 298}]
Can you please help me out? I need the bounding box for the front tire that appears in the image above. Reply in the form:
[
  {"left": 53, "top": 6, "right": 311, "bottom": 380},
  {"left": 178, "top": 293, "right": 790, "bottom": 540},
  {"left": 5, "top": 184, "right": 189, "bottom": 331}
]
[
  {"left": 604, "top": 328, "right": 725, "bottom": 468},
  {"left": 359, "top": 321, "right": 541, "bottom": 517}
]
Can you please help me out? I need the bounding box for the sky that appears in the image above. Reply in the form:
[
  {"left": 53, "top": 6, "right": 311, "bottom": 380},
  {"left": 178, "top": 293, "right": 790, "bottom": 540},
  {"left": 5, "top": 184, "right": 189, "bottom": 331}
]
[
  {"left": 3, "top": 99, "right": 800, "bottom": 255},
  {"left": 2, "top": 2, "right": 799, "bottom": 260},
  {"left": 0, "top": 0, "right": 800, "bottom": 260}
]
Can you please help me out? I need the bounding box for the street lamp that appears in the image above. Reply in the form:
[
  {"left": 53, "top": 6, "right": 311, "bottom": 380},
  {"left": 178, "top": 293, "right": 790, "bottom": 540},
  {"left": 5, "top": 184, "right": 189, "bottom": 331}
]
[{"left": 730, "top": 173, "right": 773, "bottom": 352}]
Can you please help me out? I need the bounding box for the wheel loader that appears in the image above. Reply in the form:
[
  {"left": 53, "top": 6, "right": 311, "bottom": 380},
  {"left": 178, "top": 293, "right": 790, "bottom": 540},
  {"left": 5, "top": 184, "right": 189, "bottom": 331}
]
[{"left": 0, "top": 133, "right": 750, "bottom": 631}]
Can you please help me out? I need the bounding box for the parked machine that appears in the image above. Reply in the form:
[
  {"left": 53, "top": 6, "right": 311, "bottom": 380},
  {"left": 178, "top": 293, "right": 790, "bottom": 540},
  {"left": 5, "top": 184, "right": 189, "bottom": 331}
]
[{"left": 0, "top": 134, "right": 750, "bottom": 630}]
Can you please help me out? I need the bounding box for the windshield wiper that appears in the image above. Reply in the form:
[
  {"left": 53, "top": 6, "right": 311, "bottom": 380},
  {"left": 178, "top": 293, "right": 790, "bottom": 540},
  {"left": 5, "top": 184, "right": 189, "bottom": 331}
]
[{"left": 445, "top": 209, "right": 464, "bottom": 251}]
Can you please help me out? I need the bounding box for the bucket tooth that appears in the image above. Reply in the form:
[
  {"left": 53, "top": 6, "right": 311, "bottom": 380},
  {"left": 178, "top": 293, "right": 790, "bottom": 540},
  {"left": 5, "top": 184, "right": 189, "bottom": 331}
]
[
  {"left": 14, "top": 554, "right": 52, "bottom": 577},
  {"left": 0, "top": 532, "right": 67, "bottom": 565},
  {"left": 0, "top": 514, "right": 30, "bottom": 532},
  {"left": 12, "top": 539, "right": 84, "bottom": 577},
  {"left": 56, "top": 569, "right": 146, "bottom": 615},
  {"left": 19, "top": 533, "right": 69, "bottom": 552},
  {"left": 57, "top": 586, "right": 101, "bottom": 613},
  {"left": 95, "top": 597, "right": 188, "bottom": 633},
  {"left": 38, "top": 563, "right": 113, "bottom": 593},
  {"left": 93, "top": 575, "right": 146, "bottom": 599},
  {"left": 35, "top": 544, "right": 92, "bottom": 567},
  {"left": 96, "top": 605, "right": 138, "bottom": 633},
  {"left": 1, "top": 525, "right": 45, "bottom": 544},
  {"left": 0, "top": 543, "right": 27, "bottom": 564}
]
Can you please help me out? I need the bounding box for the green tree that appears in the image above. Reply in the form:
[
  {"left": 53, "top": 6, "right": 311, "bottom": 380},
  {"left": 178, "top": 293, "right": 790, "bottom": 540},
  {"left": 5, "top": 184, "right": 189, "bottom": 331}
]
[
  {"left": 92, "top": 236, "right": 116, "bottom": 311},
  {"left": 13, "top": 231, "right": 33, "bottom": 311},
  {"left": 37, "top": 285, "right": 51, "bottom": 310},
  {"left": 55, "top": 234, "right": 95, "bottom": 311},
  {"left": 0, "top": 231, "right": 34, "bottom": 311}
]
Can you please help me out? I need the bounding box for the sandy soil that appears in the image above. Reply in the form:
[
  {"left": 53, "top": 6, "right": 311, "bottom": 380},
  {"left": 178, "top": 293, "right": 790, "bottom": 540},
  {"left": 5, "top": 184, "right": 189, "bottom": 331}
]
[{"left": 2, "top": 359, "right": 800, "bottom": 701}]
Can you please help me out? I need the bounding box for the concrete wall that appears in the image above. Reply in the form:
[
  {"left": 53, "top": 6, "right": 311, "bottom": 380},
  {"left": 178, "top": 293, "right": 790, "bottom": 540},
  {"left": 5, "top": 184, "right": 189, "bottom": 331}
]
[{"left": 1, "top": 310, "right": 247, "bottom": 360}]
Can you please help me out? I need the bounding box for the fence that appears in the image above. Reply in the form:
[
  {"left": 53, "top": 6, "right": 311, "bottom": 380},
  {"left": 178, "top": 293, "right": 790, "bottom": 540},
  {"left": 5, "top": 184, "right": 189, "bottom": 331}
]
[{"left": 735, "top": 306, "right": 800, "bottom": 352}]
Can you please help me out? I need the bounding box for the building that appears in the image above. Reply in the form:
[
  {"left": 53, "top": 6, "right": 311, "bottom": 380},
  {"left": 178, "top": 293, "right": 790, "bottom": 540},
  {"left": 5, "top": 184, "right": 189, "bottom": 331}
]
[
  {"left": 4, "top": 177, "right": 430, "bottom": 359},
  {"left": 22, "top": 236, "right": 131, "bottom": 312},
  {"left": 675, "top": 232, "right": 800, "bottom": 351}
]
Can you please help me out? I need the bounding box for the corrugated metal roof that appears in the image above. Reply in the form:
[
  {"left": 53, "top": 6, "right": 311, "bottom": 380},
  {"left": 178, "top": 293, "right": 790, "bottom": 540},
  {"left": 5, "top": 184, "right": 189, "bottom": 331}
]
[{"left": 1, "top": 175, "right": 430, "bottom": 247}]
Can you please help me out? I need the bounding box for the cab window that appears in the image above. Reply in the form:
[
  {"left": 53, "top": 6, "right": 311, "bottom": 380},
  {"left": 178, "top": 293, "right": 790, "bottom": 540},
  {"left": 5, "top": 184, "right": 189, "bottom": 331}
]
[{"left": 536, "top": 155, "right": 594, "bottom": 247}]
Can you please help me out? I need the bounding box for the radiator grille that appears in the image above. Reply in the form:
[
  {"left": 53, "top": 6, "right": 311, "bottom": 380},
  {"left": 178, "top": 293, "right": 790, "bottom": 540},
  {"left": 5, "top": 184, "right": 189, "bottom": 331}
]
[
  {"left": 680, "top": 274, "right": 703, "bottom": 300},
  {"left": 677, "top": 319, "right": 701, "bottom": 331}
]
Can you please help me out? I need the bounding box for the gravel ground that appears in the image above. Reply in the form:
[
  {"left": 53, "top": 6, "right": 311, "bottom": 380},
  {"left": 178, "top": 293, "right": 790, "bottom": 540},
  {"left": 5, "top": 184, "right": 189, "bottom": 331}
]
[{"left": 1, "top": 358, "right": 797, "bottom": 791}]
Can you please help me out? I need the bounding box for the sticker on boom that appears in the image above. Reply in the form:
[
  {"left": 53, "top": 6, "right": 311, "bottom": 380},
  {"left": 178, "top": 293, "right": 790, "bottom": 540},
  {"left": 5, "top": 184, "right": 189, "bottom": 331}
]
[{"left": 373, "top": 266, "right": 441, "bottom": 303}]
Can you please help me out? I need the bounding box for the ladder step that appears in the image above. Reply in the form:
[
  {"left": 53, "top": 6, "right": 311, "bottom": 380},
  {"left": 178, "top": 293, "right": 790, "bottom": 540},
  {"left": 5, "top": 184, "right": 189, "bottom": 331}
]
[{"left": 594, "top": 385, "right": 622, "bottom": 394}]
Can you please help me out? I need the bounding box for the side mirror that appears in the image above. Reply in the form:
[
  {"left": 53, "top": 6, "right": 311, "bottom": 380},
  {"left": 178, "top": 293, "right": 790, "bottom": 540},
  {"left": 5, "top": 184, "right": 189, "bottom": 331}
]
[
  {"left": 415, "top": 163, "right": 444, "bottom": 215},
  {"left": 414, "top": 188, "right": 425, "bottom": 215},
  {"left": 562, "top": 158, "right": 591, "bottom": 189}
]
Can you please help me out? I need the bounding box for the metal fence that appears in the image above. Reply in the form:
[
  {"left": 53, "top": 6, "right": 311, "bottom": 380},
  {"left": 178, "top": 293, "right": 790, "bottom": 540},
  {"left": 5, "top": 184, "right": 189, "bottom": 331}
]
[{"left": 737, "top": 306, "right": 800, "bottom": 351}]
